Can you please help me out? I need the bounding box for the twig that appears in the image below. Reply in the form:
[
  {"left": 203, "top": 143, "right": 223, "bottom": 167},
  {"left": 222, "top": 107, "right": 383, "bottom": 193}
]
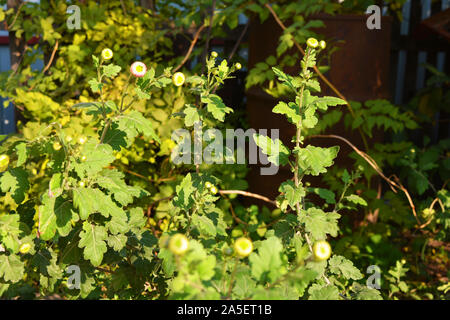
[
  {"left": 28, "top": 39, "right": 59, "bottom": 91},
  {"left": 200, "top": 0, "right": 216, "bottom": 75},
  {"left": 5, "top": 0, "right": 28, "bottom": 30},
  {"left": 228, "top": 202, "right": 249, "bottom": 226},
  {"left": 219, "top": 189, "right": 277, "bottom": 206},
  {"left": 308, "top": 134, "right": 425, "bottom": 228},
  {"left": 173, "top": 24, "right": 207, "bottom": 72},
  {"left": 227, "top": 21, "right": 250, "bottom": 62}
]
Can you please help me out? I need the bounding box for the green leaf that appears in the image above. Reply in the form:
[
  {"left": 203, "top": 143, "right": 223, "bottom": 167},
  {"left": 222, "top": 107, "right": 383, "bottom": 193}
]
[
  {"left": 232, "top": 268, "right": 257, "bottom": 299},
  {"left": 107, "top": 234, "right": 127, "bottom": 251},
  {"left": 96, "top": 169, "right": 147, "bottom": 206},
  {"left": 346, "top": 194, "right": 368, "bottom": 206},
  {"left": 299, "top": 208, "right": 340, "bottom": 240},
  {"left": 39, "top": 195, "right": 77, "bottom": 240},
  {"left": 0, "top": 168, "right": 29, "bottom": 204},
  {"left": 313, "top": 96, "right": 347, "bottom": 110},
  {"left": 32, "top": 248, "right": 63, "bottom": 280},
  {"left": 272, "top": 101, "right": 300, "bottom": 125},
  {"left": 308, "top": 188, "right": 336, "bottom": 204},
  {"left": 272, "top": 67, "right": 295, "bottom": 91},
  {"left": 253, "top": 134, "right": 290, "bottom": 166},
  {"left": 328, "top": 255, "right": 363, "bottom": 280},
  {"left": 15, "top": 143, "right": 27, "bottom": 167},
  {"left": 0, "top": 214, "right": 22, "bottom": 253},
  {"left": 342, "top": 169, "right": 351, "bottom": 184},
  {"left": 73, "top": 188, "right": 105, "bottom": 220},
  {"left": 172, "top": 173, "right": 196, "bottom": 210},
  {"left": 92, "top": 55, "right": 99, "bottom": 68},
  {"left": 308, "top": 284, "right": 341, "bottom": 300},
  {"left": 72, "top": 139, "right": 115, "bottom": 179},
  {"left": 191, "top": 214, "right": 216, "bottom": 237},
  {"left": 78, "top": 222, "right": 108, "bottom": 267},
  {"left": 296, "top": 145, "right": 339, "bottom": 176},
  {"left": 278, "top": 181, "right": 305, "bottom": 210},
  {"left": 0, "top": 254, "right": 25, "bottom": 283},
  {"left": 351, "top": 283, "right": 382, "bottom": 300},
  {"left": 88, "top": 78, "right": 103, "bottom": 93},
  {"left": 73, "top": 187, "right": 127, "bottom": 234},
  {"left": 203, "top": 94, "right": 233, "bottom": 122},
  {"left": 117, "top": 110, "right": 160, "bottom": 143},
  {"left": 184, "top": 105, "right": 200, "bottom": 127},
  {"left": 102, "top": 64, "right": 121, "bottom": 78},
  {"left": 249, "top": 236, "right": 287, "bottom": 283},
  {"left": 102, "top": 122, "right": 128, "bottom": 151}
]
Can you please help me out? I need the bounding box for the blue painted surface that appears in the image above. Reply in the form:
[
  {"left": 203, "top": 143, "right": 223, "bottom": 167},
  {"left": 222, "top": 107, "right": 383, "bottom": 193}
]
[{"left": 0, "top": 45, "right": 15, "bottom": 134}]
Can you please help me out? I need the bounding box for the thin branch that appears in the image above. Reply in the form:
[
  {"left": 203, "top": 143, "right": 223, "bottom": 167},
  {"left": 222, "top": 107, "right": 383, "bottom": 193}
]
[
  {"left": 308, "top": 134, "right": 426, "bottom": 228},
  {"left": 219, "top": 189, "right": 277, "bottom": 206},
  {"left": 173, "top": 24, "right": 207, "bottom": 72},
  {"left": 228, "top": 202, "right": 249, "bottom": 226},
  {"left": 5, "top": 0, "right": 28, "bottom": 30},
  {"left": 28, "top": 39, "right": 59, "bottom": 91},
  {"left": 227, "top": 21, "right": 250, "bottom": 61},
  {"left": 200, "top": 0, "right": 216, "bottom": 75}
]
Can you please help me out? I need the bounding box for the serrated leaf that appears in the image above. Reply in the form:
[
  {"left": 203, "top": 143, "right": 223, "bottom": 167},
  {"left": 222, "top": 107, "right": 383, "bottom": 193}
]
[
  {"left": 203, "top": 94, "right": 233, "bottom": 122},
  {"left": 296, "top": 145, "right": 339, "bottom": 176},
  {"left": 78, "top": 222, "right": 108, "bottom": 267},
  {"left": 308, "top": 187, "right": 336, "bottom": 204},
  {"left": 117, "top": 110, "right": 160, "bottom": 143},
  {"left": 88, "top": 78, "right": 102, "bottom": 93},
  {"left": 272, "top": 101, "right": 300, "bottom": 124},
  {"left": 32, "top": 248, "right": 63, "bottom": 280},
  {"left": 72, "top": 140, "right": 115, "bottom": 179},
  {"left": 39, "top": 195, "right": 76, "bottom": 240},
  {"left": 0, "top": 214, "right": 21, "bottom": 253},
  {"left": 191, "top": 214, "right": 216, "bottom": 237},
  {"left": 184, "top": 105, "right": 200, "bottom": 127},
  {"left": 328, "top": 255, "right": 363, "bottom": 280},
  {"left": 351, "top": 282, "right": 382, "bottom": 300},
  {"left": 253, "top": 134, "right": 290, "bottom": 166},
  {"left": 172, "top": 173, "right": 196, "bottom": 210},
  {"left": 102, "top": 64, "right": 121, "bottom": 78},
  {"left": 249, "top": 236, "right": 286, "bottom": 283},
  {"left": 107, "top": 234, "right": 127, "bottom": 251},
  {"left": 279, "top": 180, "right": 305, "bottom": 210},
  {"left": 299, "top": 208, "right": 340, "bottom": 240},
  {"left": 308, "top": 284, "right": 341, "bottom": 300},
  {"left": 346, "top": 194, "right": 367, "bottom": 206},
  {"left": 0, "top": 168, "right": 29, "bottom": 204},
  {"left": 96, "top": 169, "right": 147, "bottom": 206},
  {"left": 0, "top": 254, "right": 25, "bottom": 283},
  {"left": 102, "top": 122, "right": 127, "bottom": 151},
  {"left": 15, "top": 143, "right": 27, "bottom": 167}
]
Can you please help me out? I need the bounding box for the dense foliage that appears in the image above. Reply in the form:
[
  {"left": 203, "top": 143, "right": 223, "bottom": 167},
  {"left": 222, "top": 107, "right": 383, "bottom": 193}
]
[{"left": 0, "top": 0, "right": 448, "bottom": 300}]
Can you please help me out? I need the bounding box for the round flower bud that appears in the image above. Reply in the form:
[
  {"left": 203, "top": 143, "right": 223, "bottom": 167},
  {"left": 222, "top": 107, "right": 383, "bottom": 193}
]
[
  {"left": 172, "top": 72, "right": 186, "bottom": 87},
  {"left": 101, "top": 48, "right": 113, "bottom": 60},
  {"left": 313, "top": 240, "right": 332, "bottom": 261},
  {"left": 0, "top": 154, "right": 10, "bottom": 172},
  {"left": 53, "top": 142, "right": 62, "bottom": 151},
  {"left": 319, "top": 40, "right": 326, "bottom": 50},
  {"left": 306, "top": 37, "right": 319, "bottom": 49},
  {"left": 169, "top": 233, "right": 189, "bottom": 255},
  {"left": 234, "top": 237, "right": 253, "bottom": 257},
  {"left": 19, "top": 243, "right": 31, "bottom": 254}
]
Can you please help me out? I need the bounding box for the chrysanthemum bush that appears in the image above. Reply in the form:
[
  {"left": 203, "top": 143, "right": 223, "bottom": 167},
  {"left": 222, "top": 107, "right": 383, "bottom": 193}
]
[{"left": 0, "top": 40, "right": 381, "bottom": 300}]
